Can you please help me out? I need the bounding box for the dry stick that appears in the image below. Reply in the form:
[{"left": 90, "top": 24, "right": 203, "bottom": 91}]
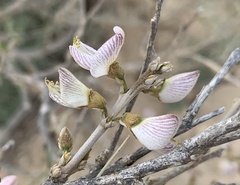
[
  {"left": 208, "top": 129, "right": 240, "bottom": 147},
  {"left": 176, "top": 107, "right": 225, "bottom": 136},
  {"left": 143, "top": 0, "right": 164, "bottom": 72},
  {"left": 96, "top": 135, "right": 130, "bottom": 177},
  {"left": 147, "top": 148, "right": 224, "bottom": 185},
  {"left": 191, "top": 107, "right": 225, "bottom": 128},
  {"left": 181, "top": 48, "right": 240, "bottom": 130}
]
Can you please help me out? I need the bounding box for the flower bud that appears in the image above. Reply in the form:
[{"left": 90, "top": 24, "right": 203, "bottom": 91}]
[
  {"left": 149, "top": 57, "right": 173, "bottom": 74},
  {"left": 58, "top": 127, "right": 73, "bottom": 153}
]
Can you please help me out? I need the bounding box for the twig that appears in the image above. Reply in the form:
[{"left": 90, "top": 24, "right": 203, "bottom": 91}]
[
  {"left": 0, "top": 140, "right": 15, "bottom": 161},
  {"left": 97, "top": 135, "right": 130, "bottom": 177},
  {"left": 86, "top": 0, "right": 106, "bottom": 21},
  {"left": 142, "top": 0, "right": 164, "bottom": 73},
  {"left": 177, "top": 107, "right": 225, "bottom": 136},
  {"left": 190, "top": 53, "right": 240, "bottom": 87},
  {"left": 223, "top": 98, "right": 240, "bottom": 120},
  {"left": 147, "top": 148, "right": 224, "bottom": 185},
  {"left": 192, "top": 107, "right": 225, "bottom": 127},
  {"left": 181, "top": 48, "right": 240, "bottom": 130},
  {"left": 208, "top": 129, "right": 240, "bottom": 147}
]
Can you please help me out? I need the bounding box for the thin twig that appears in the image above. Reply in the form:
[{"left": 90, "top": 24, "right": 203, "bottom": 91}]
[
  {"left": 142, "top": 0, "right": 164, "bottom": 73},
  {"left": 97, "top": 135, "right": 130, "bottom": 177},
  {"left": 181, "top": 48, "right": 240, "bottom": 130},
  {"left": 176, "top": 107, "right": 225, "bottom": 136}
]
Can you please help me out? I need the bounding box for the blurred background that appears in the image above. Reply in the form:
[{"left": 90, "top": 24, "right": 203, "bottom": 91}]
[{"left": 0, "top": 0, "right": 240, "bottom": 184}]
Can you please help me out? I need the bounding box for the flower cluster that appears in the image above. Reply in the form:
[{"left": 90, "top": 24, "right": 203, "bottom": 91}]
[{"left": 45, "top": 26, "right": 200, "bottom": 152}]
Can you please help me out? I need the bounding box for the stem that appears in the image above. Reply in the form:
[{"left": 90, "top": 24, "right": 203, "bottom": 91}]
[
  {"left": 61, "top": 123, "right": 107, "bottom": 177},
  {"left": 97, "top": 135, "right": 130, "bottom": 177}
]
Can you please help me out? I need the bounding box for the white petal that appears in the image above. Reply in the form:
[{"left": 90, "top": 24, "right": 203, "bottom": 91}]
[
  {"left": 90, "top": 26, "right": 125, "bottom": 78},
  {"left": 131, "top": 114, "right": 179, "bottom": 151},
  {"left": 159, "top": 71, "right": 200, "bottom": 103},
  {"left": 58, "top": 68, "right": 89, "bottom": 108},
  {"left": 69, "top": 46, "right": 92, "bottom": 70},
  {"left": 79, "top": 42, "right": 97, "bottom": 55}
]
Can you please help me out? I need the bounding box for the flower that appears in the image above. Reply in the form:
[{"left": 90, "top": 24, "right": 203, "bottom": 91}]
[
  {"left": 120, "top": 113, "right": 180, "bottom": 151},
  {"left": 69, "top": 26, "right": 125, "bottom": 78},
  {"left": 158, "top": 70, "right": 200, "bottom": 103},
  {"left": 1, "top": 175, "right": 17, "bottom": 185},
  {"left": 143, "top": 71, "right": 200, "bottom": 103},
  {"left": 45, "top": 68, "right": 106, "bottom": 112}
]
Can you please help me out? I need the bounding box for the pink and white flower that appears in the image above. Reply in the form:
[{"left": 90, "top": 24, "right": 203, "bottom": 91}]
[
  {"left": 45, "top": 68, "right": 90, "bottom": 108},
  {"left": 69, "top": 26, "right": 125, "bottom": 78},
  {"left": 159, "top": 70, "right": 200, "bottom": 103},
  {"left": 1, "top": 175, "right": 17, "bottom": 185},
  {"left": 120, "top": 113, "right": 180, "bottom": 151}
]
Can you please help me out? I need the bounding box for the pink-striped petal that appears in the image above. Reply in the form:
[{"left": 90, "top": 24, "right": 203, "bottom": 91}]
[
  {"left": 69, "top": 46, "right": 92, "bottom": 70},
  {"left": 131, "top": 114, "right": 179, "bottom": 151},
  {"left": 58, "top": 68, "right": 89, "bottom": 108},
  {"left": 90, "top": 26, "right": 125, "bottom": 78},
  {"left": 1, "top": 175, "right": 17, "bottom": 185},
  {"left": 159, "top": 71, "right": 200, "bottom": 103},
  {"left": 45, "top": 68, "right": 90, "bottom": 108}
]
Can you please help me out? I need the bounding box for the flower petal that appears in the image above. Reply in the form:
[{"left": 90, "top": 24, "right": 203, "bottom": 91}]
[
  {"left": 79, "top": 42, "right": 97, "bottom": 55},
  {"left": 45, "top": 79, "right": 73, "bottom": 107},
  {"left": 69, "top": 46, "right": 93, "bottom": 70},
  {"left": 90, "top": 26, "right": 125, "bottom": 78},
  {"left": 159, "top": 70, "right": 200, "bottom": 103},
  {"left": 131, "top": 114, "right": 179, "bottom": 151},
  {"left": 1, "top": 175, "right": 17, "bottom": 185},
  {"left": 58, "top": 68, "right": 90, "bottom": 108}
]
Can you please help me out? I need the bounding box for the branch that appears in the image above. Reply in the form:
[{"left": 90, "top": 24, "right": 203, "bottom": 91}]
[
  {"left": 147, "top": 148, "right": 224, "bottom": 185},
  {"left": 181, "top": 48, "right": 240, "bottom": 130},
  {"left": 142, "top": 0, "right": 164, "bottom": 73}
]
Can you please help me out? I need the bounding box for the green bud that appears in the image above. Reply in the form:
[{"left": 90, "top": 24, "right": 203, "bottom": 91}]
[{"left": 58, "top": 127, "right": 73, "bottom": 153}]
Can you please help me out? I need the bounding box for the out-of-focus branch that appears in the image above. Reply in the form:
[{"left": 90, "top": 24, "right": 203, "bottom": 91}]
[
  {"left": 0, "top": 0, "right": 29, "bottom": 20},
  {"left": 0, "top": 140, "right": 15, "bottom": 161},
  {"left": 37, "top": 87, "right": 58, "bottom": 161},
  {"left": 190, "top": 53, "right": 240, "bottom": 87},
  {"left": 0, "top": 86, "right": 31, "bottom": 146}
]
